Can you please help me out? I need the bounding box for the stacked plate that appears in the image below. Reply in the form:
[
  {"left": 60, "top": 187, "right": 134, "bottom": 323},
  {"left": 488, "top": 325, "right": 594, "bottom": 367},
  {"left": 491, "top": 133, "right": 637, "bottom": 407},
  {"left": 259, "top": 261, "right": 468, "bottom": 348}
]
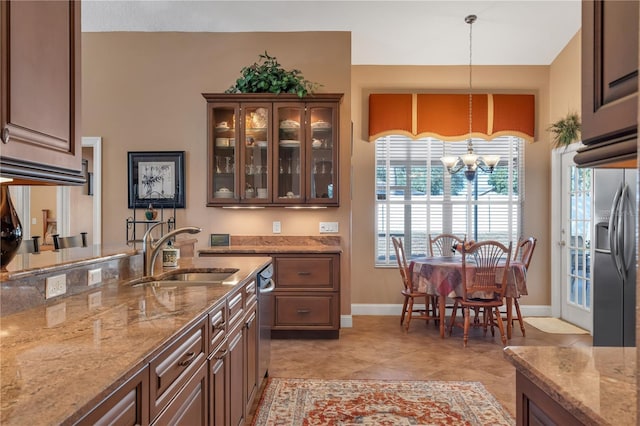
[
  {"left": 279, "top": 140, "right": 300, "bottom": 147},
  {"left": 214, "top": 189, "right": 234, "bottom": 198}
]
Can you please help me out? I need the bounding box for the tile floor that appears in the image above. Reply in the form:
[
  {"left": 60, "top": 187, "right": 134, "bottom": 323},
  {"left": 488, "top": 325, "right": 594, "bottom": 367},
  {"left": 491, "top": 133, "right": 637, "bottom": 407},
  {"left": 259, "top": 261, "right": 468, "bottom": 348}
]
[{"left": 263, "top": 315, "right": 592, "bottom": 419}]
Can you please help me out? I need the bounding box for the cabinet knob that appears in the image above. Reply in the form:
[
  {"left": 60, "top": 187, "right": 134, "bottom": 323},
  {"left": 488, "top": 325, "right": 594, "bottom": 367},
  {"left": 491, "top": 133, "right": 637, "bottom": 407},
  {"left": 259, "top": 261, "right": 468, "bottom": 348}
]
[{"left": 1, "top": 127, "right": 9, "bottom": 144}]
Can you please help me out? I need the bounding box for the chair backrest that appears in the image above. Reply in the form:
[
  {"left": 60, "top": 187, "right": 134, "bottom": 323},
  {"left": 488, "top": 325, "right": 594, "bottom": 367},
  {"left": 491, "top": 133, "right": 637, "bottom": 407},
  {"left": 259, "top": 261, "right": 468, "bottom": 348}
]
[
  {"left": 391, "top": 236, "right": 411, "bottom": 291},
  {"left": 514, "top": 237, "right": 537, "bottom": 269},
  {"left": 18, "top": 236, "right": 41, "bottom": 254},
  {"left": 53, "top": 232, "right": 88, "bottom": 250},
  {"left": 461, "top": 240, "right": 512, "bottom": 300},
  {"left": 429, "top": 233, "right": 465, "bottom": 256}
]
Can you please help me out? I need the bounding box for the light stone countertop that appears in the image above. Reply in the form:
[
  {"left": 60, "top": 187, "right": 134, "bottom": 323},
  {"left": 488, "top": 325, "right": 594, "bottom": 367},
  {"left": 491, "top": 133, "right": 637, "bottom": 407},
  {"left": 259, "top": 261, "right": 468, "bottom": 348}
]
[
  {"left": 504, "top": 345, "right": 637, "bottom": 425},
  {"left": 0, "top": 255, "right": 271, "bottom": 425}
]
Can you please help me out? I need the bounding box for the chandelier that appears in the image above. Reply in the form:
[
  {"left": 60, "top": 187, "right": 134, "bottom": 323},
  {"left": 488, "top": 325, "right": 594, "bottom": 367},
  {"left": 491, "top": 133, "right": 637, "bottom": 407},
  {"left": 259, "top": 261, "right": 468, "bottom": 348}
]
[{"left": 441, "top": 14, "right": 500, "bottom": 182}]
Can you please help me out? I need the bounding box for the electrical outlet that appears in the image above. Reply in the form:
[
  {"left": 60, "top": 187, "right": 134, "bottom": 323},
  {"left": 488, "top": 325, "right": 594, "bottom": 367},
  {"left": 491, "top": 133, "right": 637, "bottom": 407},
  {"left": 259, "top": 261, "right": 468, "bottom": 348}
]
[
  {"left": 45, "top": 274, "right": 67, "bottom": 299},
  {"left": 273, "top": 221, "right": 281, "bottom": 234},
  {"left": 88, "top": 268, "right": 102, "bottom": 286},
  {"left": 46, "top": 302, "right": 66, "bottom": 327},
  {"left": 319, "top": 222, "right": 339, "bottom": 233},
  {"left": 88, "top": 291, "right": 102, "bottom": 310}
]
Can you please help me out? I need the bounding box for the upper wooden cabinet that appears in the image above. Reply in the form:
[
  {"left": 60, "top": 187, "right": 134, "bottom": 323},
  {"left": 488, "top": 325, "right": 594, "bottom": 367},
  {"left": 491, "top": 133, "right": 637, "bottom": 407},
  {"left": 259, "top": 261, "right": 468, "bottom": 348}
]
[
  {"left": 203, "top": 93, "right": 343, "bottom": 207},
  {"left": 576, "top": 0, "right": 638, "bottom": 168},
  {"left": 0, "top": 1, "right": 84, "bottom": 185}
]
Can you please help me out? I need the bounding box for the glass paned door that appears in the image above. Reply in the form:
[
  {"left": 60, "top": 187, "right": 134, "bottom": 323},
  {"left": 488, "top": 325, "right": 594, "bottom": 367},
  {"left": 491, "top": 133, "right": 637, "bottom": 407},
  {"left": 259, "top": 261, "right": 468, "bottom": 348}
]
[
  {"left": 560, "top": 150, "right": 592, "bottom": 331},
  {"left": 275, "top": 104, "right": 303, "bottom": 203},
  {"left": 308, "top": 105, "right": 337, "bottom": 202},
  {"left": 210, "top": 105, "right": 237, "bottom": 202},
  {"left": 241, "top": 105, "right": 270, "bottom": 202}
]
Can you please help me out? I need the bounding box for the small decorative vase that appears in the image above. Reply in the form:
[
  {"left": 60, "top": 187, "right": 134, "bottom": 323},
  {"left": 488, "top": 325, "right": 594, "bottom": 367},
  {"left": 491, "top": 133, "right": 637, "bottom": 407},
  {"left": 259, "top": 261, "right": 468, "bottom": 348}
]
[
  {"left": 145, "top": 204, "right": 157, "bottom": 220},
  {"left": 1, "top": 185, "right": 23, "bottom": 270}
]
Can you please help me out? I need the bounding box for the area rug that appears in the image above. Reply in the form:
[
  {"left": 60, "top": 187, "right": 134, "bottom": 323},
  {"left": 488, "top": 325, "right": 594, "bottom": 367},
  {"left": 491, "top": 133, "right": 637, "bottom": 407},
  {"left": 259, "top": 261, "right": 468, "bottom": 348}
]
[
  {"left": 251, "top": 378, "right": 514, "bottom": 425},
  {"left": 523, "top": 317, "right": 588, "bottom": 334}
]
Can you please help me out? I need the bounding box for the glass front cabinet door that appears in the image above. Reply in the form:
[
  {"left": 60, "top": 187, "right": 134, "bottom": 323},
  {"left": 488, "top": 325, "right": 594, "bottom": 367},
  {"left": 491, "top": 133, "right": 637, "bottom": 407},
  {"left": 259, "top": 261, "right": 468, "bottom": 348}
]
[{"left": 204, "top": 93, "right": 342, "bottom": 207}]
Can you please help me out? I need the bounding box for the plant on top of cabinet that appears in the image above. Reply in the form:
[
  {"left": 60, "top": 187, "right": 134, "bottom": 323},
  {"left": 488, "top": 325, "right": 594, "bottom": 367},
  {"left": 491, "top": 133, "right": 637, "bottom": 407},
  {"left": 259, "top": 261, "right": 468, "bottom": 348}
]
[
  {"left": 225, "top": 51, "right": 321, "bottom": 98},
  {"left": 548, "top": 113, "right": 581, "bottom": 149}
]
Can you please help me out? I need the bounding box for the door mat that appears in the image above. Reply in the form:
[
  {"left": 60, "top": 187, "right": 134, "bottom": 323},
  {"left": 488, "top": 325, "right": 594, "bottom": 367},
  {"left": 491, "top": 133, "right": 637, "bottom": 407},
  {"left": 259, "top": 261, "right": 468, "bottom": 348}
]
[
  {"left": 251, "top": 378, "right": 514, "bottom": 425},
  {"left": 523, "top": 317, "right": 589, "bottom": 334}
]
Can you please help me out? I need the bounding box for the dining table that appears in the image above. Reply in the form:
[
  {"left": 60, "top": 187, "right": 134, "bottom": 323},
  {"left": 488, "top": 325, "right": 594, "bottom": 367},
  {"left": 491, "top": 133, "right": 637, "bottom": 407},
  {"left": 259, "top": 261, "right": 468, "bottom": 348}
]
[{"left": 409, "top": 255, "right": 528, "bottom": 339}]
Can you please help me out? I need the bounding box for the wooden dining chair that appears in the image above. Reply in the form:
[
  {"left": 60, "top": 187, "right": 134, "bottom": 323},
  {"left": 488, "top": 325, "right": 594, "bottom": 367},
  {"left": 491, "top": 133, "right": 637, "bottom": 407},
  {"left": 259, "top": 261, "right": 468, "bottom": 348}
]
[
  {"left": 391, "top": 236, "right": 439, "bottom": 331},
  {"left": 502, "top": 237, "right": 537, "bottom": 336},
  {"left": 429, "top": 233, "right": 465, "bottom": 257},
  {"left": 448, "top": 240, "right": 513, "bottom": 347},
  {"left": 52, "top": 232, "right": 88, "bottom": 250}
]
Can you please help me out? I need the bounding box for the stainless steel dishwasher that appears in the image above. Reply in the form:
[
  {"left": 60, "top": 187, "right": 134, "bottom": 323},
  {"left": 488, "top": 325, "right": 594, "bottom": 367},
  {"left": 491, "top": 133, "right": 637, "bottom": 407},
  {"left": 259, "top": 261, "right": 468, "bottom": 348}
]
[{"left": 257, "top": 263, "right": 275, "bottom": 380}]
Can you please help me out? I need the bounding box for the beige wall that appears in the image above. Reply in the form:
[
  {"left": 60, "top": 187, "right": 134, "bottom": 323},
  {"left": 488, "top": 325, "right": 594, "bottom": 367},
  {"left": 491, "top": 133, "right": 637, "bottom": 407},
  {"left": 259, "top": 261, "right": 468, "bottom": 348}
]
[
  {"left": 82, "top": 29, "right": 581, "bottom": 317},
  {"left": 82, "top": 32, "right": 354, "bottom": 314},
  {"left": 30, "top": 187, "right": 57, "bottom": 239}
]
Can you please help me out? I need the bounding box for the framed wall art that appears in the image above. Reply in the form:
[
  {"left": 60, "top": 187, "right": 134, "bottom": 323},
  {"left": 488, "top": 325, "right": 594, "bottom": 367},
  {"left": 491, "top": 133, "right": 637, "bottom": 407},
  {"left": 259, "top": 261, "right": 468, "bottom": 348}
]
[{"left": 128, "top": 151, "right": 186, "bottom": 208}]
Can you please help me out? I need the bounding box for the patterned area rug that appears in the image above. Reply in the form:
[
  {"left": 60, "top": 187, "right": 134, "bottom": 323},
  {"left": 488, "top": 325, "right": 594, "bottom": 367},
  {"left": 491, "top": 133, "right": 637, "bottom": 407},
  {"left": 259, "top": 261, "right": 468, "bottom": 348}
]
[{"left": 251, "top": 378, "right": 514, "bottom": 425}]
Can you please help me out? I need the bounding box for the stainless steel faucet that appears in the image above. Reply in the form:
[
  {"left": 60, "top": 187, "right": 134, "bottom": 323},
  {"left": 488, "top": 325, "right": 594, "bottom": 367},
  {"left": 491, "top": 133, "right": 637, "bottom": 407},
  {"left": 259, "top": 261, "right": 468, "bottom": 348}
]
[{"left": 142, "top": 222, "right": 202, "bottom": 276}]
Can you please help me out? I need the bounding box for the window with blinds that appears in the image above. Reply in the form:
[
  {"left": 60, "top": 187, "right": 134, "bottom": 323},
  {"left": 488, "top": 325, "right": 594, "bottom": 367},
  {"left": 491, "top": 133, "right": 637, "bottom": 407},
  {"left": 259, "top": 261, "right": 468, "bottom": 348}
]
[{"left": 375, "top": 135, "right": 524, "bottom": 266}]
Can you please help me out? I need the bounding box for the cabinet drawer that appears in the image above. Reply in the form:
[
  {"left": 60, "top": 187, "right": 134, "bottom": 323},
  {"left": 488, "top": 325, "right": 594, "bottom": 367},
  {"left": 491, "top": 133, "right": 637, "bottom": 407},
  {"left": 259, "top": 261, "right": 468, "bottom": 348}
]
[
  {"left": 208, "top": 301, "right": 226, "bottom": 355},
  {"left": 149, "top": 316, "right": 207, "bottom": 421},
  {"left": 245, "top": 279, "right": 257, "bottom": 308},
  {"left": 227, "top": 286, "right": 245, "bottom": 330},
  {"left": 275, "top": 257, "right": 336, "bottom": 289},
  {"left": 152, "top": 360, "right": 207, "bottom": 426},
  {"left": 273, "top": 295, "right": 338, "bottom": 327}
]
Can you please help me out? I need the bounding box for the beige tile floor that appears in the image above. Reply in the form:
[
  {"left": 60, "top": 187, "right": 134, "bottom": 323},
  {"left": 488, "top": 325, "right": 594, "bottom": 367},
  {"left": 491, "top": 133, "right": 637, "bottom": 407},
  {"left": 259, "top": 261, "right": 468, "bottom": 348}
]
[{"left": 263, "top": 315, "right": 592, "bottom": 419}]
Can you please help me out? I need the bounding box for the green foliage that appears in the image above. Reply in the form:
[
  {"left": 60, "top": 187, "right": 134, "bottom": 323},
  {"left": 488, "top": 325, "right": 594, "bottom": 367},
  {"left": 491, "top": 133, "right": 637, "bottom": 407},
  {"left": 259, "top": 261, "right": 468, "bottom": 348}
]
[
  {"left": 487, "top": 167, "right": 518, "bottom": 195},
  {"left": 225, "top": 51, "right": 320, "bottom": 98},
  {"left": 548, "top": 113, "right": 581, "bottom": 149}
]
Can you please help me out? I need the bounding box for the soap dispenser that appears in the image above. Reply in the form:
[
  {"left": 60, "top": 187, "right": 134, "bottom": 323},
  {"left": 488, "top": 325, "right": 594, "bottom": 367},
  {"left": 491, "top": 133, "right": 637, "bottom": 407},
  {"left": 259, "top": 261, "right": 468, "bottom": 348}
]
[{"left": 162, "top": 240, "right": 180, "bottom": 267}]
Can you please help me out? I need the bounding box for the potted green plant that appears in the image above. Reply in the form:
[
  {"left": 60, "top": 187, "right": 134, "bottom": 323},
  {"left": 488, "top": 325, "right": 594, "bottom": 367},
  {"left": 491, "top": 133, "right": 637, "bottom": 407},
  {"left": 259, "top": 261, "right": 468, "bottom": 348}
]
[
  {"left": 547, "top": 113, "right": 581, "bottom": 149},
  {"left": 225, "top": 51, "right": 320, "bottom": 98}
]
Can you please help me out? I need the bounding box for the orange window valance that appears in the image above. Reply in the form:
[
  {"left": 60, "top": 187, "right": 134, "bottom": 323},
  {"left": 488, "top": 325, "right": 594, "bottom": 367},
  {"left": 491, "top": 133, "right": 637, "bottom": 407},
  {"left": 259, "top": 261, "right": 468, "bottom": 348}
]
[{"left": 368, "top": 93, "right": 535, "bottom": 142}]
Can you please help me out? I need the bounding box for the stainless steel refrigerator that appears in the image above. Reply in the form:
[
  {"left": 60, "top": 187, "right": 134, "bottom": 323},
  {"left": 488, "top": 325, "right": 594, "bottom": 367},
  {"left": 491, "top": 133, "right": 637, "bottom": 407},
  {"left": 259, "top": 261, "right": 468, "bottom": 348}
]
[{"left": 593, "top": 168, "right": 637, "bottom": 346}]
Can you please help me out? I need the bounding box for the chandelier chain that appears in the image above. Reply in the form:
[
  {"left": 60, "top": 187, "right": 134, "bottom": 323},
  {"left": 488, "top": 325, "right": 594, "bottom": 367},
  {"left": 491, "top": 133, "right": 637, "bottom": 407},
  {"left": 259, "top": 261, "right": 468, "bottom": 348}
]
[{"left": 467, "top": 14, "right": 475, "bottom": 151}]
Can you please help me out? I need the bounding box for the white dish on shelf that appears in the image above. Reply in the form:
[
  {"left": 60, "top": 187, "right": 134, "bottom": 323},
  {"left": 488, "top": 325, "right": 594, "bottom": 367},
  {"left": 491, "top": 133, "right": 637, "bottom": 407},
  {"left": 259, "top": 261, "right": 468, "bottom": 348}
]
[
  {"left": 279, "top": 140, "right": 300, "bottom": 147},
  {"left": 279, "top": 119, "right": 300, "bottom": 129},
  {"left": 215, "top": 138, "right": 230, "bottom": 147},
  {"left": 256, "top": 141, "right": 268, "bottom": 148},
  {"left": 214, "top": 191, "right": 234, "bottom": 199},
  {"left": 311, "top": 121, "right": 331, "bottom": 129}
]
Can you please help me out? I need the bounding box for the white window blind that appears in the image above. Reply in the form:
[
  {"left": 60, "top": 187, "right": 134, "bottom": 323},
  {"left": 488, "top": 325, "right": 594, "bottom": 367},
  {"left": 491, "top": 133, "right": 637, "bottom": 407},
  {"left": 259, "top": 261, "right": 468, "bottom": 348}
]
[{"left": 375, "top": 135, "right": 524, "bottom": 266}]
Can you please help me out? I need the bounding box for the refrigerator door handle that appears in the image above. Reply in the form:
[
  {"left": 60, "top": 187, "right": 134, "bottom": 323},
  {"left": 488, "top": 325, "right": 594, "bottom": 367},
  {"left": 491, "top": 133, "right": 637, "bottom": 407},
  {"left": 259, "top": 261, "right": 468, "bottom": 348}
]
[
  {"left": 619, "top": 184, "right": 634, "bottom": 275},
  {"left": 609, "top": 185, "right": 624, "bottom": 281}
]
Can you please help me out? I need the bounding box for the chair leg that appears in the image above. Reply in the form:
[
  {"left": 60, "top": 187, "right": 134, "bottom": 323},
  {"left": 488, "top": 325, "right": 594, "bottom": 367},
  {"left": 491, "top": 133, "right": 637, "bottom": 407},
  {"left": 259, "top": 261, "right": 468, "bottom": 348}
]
[
  {"left": 463, "top": 307, "right": 470, "bottom": 347},
  {"left": 448, "top": 301, "right": 459, "bottom": 336},
  {"left": 400, "top": 296, "right": 408, "bottom": 326},
  {"left": 405, "top": 297, "right": 414, "bottom": 332},
  {"left": 514, "top": 298, "right": 526, "bottom": 336},
  {"left": 493, "top": 307, "right": 508, "bottom": 346}
]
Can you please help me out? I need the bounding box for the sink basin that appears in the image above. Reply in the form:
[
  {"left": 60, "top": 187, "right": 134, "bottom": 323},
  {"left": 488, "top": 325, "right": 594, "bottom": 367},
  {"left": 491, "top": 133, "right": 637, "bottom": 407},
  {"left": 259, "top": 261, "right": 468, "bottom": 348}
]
[
  {"left": 127, "top": 269, "right": 239, "bottom": 287},
  {"left": 162, "top": 271, "right": 238, "bottom": 282}
]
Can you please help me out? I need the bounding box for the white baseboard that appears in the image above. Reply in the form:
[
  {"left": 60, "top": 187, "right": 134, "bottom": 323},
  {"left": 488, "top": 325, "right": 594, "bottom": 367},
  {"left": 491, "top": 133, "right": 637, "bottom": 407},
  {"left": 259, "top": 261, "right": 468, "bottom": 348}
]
[{"left": 347, "top": 304, "right": 552, "bottom": 325}]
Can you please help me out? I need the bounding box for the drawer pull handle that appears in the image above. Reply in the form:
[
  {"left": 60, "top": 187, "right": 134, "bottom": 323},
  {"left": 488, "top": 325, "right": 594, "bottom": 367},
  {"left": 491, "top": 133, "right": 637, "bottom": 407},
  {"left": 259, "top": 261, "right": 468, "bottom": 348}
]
[
  {"left": 297, "top": 309, "right": 311, "bottom": 314},
  {"left": 178, "top": 351, "right": 196, "bottom": 366},
  {"left": 1, "top": 127, "right": 8, "bottom": 144},
  {"left": 214, "top": 349, "right": 228, "bottom": 360},
  {"left": 297, "top": 271, "right": 311, "bottom": 276},
  {"left": 213, "top": 320, "right": 226, "bottom": 330}
]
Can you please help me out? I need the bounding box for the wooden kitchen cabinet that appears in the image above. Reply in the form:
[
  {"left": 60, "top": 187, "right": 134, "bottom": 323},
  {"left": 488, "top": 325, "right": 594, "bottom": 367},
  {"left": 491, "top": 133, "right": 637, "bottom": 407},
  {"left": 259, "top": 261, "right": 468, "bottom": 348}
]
[
  {"left": 152, "top": 361, "right": 208, "bottom": 426},
  {"left": 575, "top": 0, "right": 639, "bottom": 167},
  {"left": 202, "top": 93, "right": 342, "bottom": 206},
  {"left": 515, "top": 372, "right": 584, "bottom": 426},
  {"left": 75, "top": 365, "right": 150, "bottom": 426},
  {"left": 272, "top": 254, "right": 340, "bottom": 338},
  {"left": 0, "top": 0, "right": 84, "bottom": 185},
  {"left": 149, "top": 316, "right": 208, "bottom": 422}
]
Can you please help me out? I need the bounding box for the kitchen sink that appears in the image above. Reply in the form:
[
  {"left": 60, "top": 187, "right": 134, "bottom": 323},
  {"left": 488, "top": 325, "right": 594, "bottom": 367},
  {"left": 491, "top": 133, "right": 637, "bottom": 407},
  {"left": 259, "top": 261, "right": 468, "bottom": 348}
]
[{"left": 127, "top": 269, "right": 239, "bottom": 287}]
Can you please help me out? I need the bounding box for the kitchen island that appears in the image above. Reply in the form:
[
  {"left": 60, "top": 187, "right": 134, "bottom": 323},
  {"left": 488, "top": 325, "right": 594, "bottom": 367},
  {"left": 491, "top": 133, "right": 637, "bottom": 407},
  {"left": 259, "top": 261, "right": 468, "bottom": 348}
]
[
  {"left": 504, "top": 345, "right": 636, "bottom": 425},
  {"left": 0, "top": 254, "right": 271, "bottom": 425}
]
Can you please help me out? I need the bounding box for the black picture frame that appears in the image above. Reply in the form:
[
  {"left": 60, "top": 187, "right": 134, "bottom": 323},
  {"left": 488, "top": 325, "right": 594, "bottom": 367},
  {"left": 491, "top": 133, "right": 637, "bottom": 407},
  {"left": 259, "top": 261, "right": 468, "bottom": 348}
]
[{"left": 128, "top": 151, "right": 186, "bottom": 208}]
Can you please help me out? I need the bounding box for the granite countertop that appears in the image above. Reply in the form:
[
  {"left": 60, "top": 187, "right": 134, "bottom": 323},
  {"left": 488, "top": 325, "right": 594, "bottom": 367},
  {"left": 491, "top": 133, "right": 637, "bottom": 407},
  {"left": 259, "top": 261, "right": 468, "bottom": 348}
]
[
  {"left": 0, "top": 255, "right": 271, "bottom": 425},
  {"left": 199, "top": 235, "right": 343, "bottom": 255},
  {"left": 504, "top": 346, "right": 637, "bottom": 425}
]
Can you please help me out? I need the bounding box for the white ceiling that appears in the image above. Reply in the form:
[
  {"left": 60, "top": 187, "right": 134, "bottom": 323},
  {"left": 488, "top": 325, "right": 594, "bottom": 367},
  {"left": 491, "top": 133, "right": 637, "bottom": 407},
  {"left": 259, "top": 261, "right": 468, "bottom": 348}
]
[{"left": 82, "top": 0, "right": 582, "bottom": 66}]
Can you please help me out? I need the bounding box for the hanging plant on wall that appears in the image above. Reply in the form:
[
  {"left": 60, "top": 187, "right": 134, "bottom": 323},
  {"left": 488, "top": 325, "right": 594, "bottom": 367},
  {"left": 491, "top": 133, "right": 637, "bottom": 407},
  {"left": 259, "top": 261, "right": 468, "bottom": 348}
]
[
  {"left": 547, "top": 113, "right": 581, "bottom": 149},
  {"left": 225, "top": 51, "right": 320, "bottom": 98}
]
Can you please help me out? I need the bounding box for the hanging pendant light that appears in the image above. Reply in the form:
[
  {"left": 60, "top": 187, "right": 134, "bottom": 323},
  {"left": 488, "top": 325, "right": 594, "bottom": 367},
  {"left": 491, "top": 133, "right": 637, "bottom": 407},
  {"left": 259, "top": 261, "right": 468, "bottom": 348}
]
[{"left": 441, "top": 14, "right": 500, "bottom": 182}]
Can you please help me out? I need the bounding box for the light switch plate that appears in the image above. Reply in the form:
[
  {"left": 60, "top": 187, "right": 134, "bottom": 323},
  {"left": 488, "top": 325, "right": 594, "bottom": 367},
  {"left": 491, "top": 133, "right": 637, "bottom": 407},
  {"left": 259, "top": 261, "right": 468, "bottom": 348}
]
[
  {"left": 319, "top": 222, "right": 339, "bottom": 233},
  {"left": 273, "top": 221, "right": 281, "bottom": 234}
]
